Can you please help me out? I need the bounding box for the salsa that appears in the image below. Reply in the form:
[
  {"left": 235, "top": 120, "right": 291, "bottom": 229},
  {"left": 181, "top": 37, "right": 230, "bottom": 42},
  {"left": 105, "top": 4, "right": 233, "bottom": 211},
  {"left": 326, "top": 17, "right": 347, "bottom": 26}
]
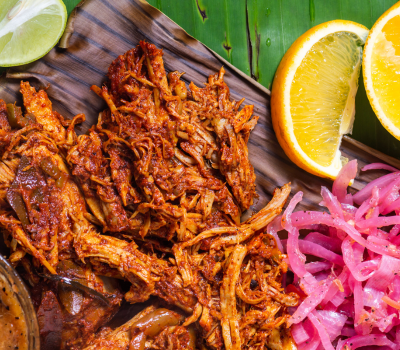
[{"left": 0, "top": 273, "right": 27, "bottom": 350}]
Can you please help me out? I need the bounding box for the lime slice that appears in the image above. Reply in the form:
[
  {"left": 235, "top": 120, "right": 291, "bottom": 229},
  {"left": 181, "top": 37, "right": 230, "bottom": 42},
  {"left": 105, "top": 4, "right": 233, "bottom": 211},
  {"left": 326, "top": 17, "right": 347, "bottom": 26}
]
[{"left": 0, "top": 0, "right": 67, "bottom": 67}]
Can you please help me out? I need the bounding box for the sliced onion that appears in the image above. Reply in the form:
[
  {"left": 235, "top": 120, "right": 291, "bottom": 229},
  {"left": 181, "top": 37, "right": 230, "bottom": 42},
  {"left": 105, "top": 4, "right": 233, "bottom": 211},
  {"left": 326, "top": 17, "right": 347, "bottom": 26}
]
[
  {"left": 282, "top": 192, "right": 304, "bottom": 231},
  {"left": 284, "top": 192, "right": 318, "bottom": 293},
  {"left": 286, "top": 228, "right": 317, "bottom": 293},
  {"left": 290, "top": 211, "right": 334, "bottom": 229},
  {"left": 282, "top": 240, "right": 344, "bottom": 266},
  {"left": 315, "top": 310, "right": 347, "bottom": 342},
  {"left": 322, "top": 267, "right": 350, "bottom": 307},
  {"left": 288, "top": 276, "right": 334, "bottom": 326},
  {"left": 341, "top": 326, "right": 356, "bottom": 338},
  {"left": 338, "top": 334, "right": 397, "bottom": 350},
  {"left": 389, "top": 275, "right": 400, "bottom": 303},
  {"left": 320, "top": 186, "right": 344, "bottom": 220},
  {"left": 379, "top": 178, "right": 400, "bottom": 214},
  {"left": 332, "top": 159, "right": 357, "bottom": 205},
  {"left": 383, "top": 198, "right": 400, "bottom": 215},
  {"left": 357, "top": 215, "right": 400, "bottom": 229},
  {"left": 305, "top": 262, "right": 332, "bottom": 274},
  {"left": 353, "top": 172, "right": 400, "bottom": 205},
  {"left": 365, "top": 254, "right": 400, "bottom": 291},
  {"left": 336, "top": 218, "right": 400, "bottom": 258},
  {"left": 355, "top": 186, "right": 379, "bottom": 221},
  {"left": 266, "top": 215, "right": 284, "bottom": 252},
  {"left": 308, "top": 311, "right": 335, "bottom": 350},
  {"left": 376, "top": 313, "right": 397, "bottom": 333},
  {"left": 342, "top": 237, "right": 375, "bottom": 282},
  {"left": 362, "top": 163, "right": 400, "bottom": 173},
  {"left": 298, "top": 319, "right": 321, "bottom": 350},
  {"left": 291, "top": 322, "right": 309, "bottom": 345},
  {"left": 304, "top": 232, "right": 342, "bottom": 253},
  {"left": 363, "top": 286, "right": 385, "bottom": 309}
]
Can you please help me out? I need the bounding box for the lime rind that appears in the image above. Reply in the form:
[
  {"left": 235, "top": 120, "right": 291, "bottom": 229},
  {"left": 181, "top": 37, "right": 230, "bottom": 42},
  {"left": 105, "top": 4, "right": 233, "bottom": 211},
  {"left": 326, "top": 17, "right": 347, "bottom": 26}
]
[{"left": 0, "top": 0, "right": 67, "bottom": 67}]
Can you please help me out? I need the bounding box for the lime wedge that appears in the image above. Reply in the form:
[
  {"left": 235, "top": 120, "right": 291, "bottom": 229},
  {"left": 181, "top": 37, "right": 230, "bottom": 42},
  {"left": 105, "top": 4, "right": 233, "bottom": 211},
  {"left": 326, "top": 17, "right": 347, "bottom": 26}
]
[{"left": 0, "top": 0, "right": 67, "bottom": 67}]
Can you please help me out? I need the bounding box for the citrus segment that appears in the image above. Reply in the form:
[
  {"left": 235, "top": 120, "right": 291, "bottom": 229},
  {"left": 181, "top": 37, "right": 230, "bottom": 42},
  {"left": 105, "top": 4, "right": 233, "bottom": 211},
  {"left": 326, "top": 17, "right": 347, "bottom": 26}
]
[
  {"left": 363, "top": 2, "right": 400, "bottom": 138},
  {"left": 271, "top": 20, "right": 369, "bottom": 179},
  {"left": 0, "top": 0, "right": 67, "bottom": 67},
  {"left": 291, "top": 32, "right": 364, "bottom": 167}
]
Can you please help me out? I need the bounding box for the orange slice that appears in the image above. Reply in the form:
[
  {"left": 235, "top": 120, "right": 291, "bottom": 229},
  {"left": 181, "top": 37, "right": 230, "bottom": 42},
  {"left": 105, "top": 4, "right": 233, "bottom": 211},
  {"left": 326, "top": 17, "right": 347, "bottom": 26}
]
[
  {"left": 271, "top": 20, "right": 368, "bottom": 180},
  {"left": 363, "top": 2, "right": 400, "bottom": 140}
]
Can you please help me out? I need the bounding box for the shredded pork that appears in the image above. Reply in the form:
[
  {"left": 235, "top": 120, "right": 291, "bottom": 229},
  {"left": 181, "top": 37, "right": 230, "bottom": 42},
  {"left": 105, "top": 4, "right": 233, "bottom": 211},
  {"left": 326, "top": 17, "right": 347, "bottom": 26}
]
[{"left": 0, "top": 41, "right": 297, "bottom": 350}]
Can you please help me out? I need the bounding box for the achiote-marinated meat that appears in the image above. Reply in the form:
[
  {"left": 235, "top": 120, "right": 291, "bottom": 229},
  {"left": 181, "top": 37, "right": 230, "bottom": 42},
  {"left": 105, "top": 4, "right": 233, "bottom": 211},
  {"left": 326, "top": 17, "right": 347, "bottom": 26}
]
[{"left": 0, "top": 41, "right": 298, "bottom": 350}]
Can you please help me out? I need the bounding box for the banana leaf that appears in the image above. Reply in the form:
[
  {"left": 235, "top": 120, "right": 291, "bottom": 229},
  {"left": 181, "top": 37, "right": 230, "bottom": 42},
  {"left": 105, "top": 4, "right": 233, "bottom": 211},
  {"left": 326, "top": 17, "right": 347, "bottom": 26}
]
[
  {"left": 147, "top": 0, "right": 400, "bottom": 160},
  {"left": 64, "top": 0, "right": 81, "bottom": 14},
  {"left": 1, "top": 0, "right": 400, "bottom": 214}
]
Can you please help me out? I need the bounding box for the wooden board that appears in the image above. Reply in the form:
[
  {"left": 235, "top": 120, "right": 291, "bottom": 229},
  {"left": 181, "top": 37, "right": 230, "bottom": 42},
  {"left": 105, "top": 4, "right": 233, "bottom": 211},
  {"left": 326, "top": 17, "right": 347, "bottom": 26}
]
[{"left": 1, "top": 0, "right": 400, "bottom": 214}]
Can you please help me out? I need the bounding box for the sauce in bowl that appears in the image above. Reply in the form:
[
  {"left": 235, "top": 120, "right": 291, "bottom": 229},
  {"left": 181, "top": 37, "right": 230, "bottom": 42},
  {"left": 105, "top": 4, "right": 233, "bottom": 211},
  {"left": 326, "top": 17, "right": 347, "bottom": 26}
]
[
  {"left": 0, "top": 255, "right": 39, "bottom": 350},
  {"left": 0, "top": 273, "right": 28, "bottom": 350}
]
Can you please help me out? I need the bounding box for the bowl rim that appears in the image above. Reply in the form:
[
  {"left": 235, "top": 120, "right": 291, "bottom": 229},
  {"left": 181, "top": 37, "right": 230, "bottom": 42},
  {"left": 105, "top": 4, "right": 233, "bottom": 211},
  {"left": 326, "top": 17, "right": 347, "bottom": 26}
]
[{"left": 0, "top": 254, "right": 40, "bottom": 350}]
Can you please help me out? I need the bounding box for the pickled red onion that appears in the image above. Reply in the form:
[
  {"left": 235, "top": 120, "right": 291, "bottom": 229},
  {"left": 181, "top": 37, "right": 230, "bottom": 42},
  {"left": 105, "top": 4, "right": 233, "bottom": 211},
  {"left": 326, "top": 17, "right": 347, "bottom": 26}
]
[
  {"left": 362, "top": 163, "right": 400, "bottom": 173},
  {"left": 283, "top": 161, "right": 400, "bottom": 349}
]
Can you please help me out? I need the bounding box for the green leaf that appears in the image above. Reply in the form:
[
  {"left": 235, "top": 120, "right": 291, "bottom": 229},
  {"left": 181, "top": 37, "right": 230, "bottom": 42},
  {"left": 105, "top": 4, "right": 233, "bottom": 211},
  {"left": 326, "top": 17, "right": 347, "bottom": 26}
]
[
  {"left": 147, "top": 0, "right": 400, "bottom": 159},
  {"left": 63, "top": 0, "right": 82, "bottom": 16},
  {"left": 153, "top": 0, "right": 250, "bottom": 76}
]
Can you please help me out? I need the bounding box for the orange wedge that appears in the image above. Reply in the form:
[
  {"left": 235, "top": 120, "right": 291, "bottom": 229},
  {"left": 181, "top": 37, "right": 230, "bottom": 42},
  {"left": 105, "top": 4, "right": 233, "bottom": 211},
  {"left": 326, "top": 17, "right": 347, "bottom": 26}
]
[
  {"left": 271, "top": 20, "right": 369, "bottom": 180},
  {"left": 363, "top": 2, "right": 400, "bottom": 140}
]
